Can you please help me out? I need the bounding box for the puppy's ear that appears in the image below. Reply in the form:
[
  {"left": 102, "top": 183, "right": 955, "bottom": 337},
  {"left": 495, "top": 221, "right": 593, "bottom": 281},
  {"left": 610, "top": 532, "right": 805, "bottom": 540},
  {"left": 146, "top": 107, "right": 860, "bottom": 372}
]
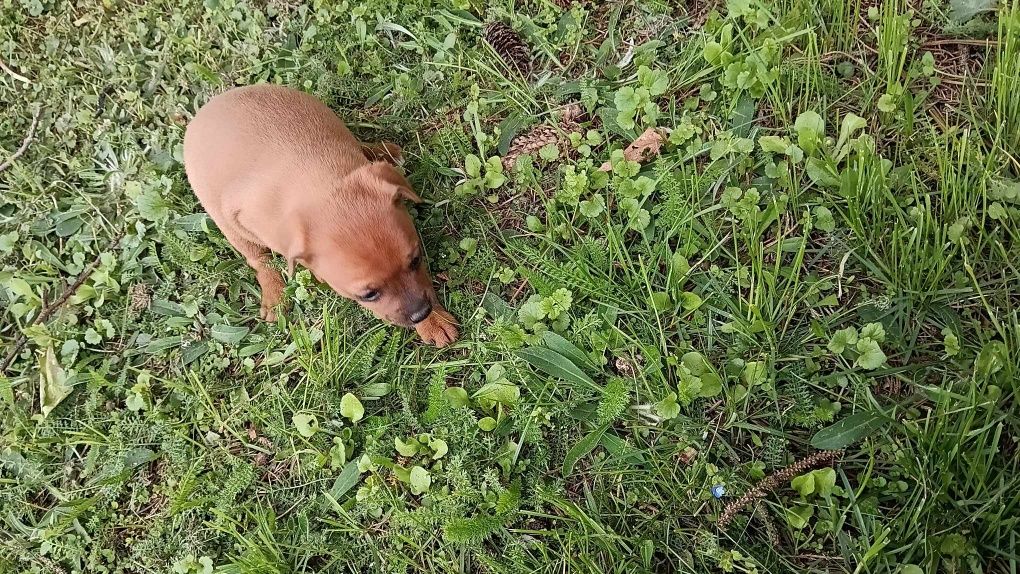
[
  {"left": 367, "top": 161, "right": 422, "bottom": 204},
  {"left": 286, "top": 230, "right": 310, "bottom": 277}
]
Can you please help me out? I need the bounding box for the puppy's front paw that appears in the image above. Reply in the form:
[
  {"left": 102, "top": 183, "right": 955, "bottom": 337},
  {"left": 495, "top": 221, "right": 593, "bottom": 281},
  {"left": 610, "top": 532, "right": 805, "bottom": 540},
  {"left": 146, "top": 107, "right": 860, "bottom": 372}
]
[
  {"left": 415, "top": 307, "right": 459, "bottom": 348},
  {"left": 260, "top": 301, "right": 281, "bottom": 322},
  {"left": 258, "top": 290, "right": 286, "bottom": 322}
]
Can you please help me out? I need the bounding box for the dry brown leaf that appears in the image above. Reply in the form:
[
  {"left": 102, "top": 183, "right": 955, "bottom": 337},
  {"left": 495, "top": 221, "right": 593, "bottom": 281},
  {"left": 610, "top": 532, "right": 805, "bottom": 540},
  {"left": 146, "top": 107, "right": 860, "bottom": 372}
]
[{"left": 598, "top": 128, "right": 666, "bottom": 172}]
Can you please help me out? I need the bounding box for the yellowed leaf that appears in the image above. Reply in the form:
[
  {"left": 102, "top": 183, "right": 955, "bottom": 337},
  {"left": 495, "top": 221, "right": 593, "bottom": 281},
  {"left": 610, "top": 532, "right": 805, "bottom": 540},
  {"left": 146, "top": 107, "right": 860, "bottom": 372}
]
[
  {"left": 39, "top": 346, "right": 72, "bottom": 418},
  {"left": 598, "top": 128, "right": 666, "bottom": 172}
]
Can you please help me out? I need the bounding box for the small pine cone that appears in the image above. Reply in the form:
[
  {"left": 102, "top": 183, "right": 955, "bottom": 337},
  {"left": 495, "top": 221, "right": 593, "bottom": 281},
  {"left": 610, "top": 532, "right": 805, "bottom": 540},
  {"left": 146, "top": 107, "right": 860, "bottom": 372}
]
[
  {"left": 502, "top": 124, "right": 559, "bottom": 171},
  {"left": 484, "top": 22, "right": 532, "bottom": 76},
  {"left": 128, "top": 283, "right": 151, "bottom": 314}
]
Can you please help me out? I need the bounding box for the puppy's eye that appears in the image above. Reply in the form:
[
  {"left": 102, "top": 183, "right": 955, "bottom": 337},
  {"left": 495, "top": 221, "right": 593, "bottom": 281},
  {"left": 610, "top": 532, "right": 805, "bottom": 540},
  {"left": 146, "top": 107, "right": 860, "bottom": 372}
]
[
  {"left": 360, "top": 290, "right": 380, "bottom": 302},
  {"left": 410, "top": 255, "right": 422, "bottom": 270}
]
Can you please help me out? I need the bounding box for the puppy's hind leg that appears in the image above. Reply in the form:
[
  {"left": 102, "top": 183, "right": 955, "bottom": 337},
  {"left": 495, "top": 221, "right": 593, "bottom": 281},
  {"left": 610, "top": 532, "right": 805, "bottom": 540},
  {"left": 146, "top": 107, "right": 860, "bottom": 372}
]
[
  {"left": 220, "top": 225, "right": 287, "bottom": 322},
  {"left": 360, "top": 142, "right": 404, "bottom": 166}
]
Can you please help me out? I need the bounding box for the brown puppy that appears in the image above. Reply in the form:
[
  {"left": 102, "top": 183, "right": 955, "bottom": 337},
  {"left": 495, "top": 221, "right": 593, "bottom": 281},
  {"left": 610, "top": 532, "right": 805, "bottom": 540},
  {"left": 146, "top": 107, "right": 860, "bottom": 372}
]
[{"left": 183, "top": 84, "right": 458, "bottom": 347}]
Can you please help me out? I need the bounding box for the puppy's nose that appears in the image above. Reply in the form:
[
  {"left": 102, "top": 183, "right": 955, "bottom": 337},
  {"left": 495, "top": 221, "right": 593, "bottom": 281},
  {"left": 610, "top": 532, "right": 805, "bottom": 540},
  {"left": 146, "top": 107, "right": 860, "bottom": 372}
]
[{"left": 408, "top": 300, "right": 432, "bottom": 324}]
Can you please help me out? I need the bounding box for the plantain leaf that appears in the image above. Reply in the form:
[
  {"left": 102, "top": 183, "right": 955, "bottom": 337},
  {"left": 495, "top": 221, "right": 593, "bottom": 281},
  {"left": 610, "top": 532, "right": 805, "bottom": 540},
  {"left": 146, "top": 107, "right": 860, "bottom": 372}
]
[
  {"left": 541, "top": 331, "right": 595, "bottom": 371},
  {"left": 562, "top": 425, "right": 609, "bottom": 476},
  {"left": 810, "top": 410, "right": 887, "bottom": 449},
  {"left": 516, "top": 347, "right": 596, "bottom": 389}
]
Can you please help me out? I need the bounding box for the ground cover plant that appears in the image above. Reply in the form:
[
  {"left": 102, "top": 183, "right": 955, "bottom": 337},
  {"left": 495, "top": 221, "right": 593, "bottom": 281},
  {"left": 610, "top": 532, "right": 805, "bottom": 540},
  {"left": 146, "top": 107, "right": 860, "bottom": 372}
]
[{"left": 1, "top": 0, "right": 1018, "bottom": 572}]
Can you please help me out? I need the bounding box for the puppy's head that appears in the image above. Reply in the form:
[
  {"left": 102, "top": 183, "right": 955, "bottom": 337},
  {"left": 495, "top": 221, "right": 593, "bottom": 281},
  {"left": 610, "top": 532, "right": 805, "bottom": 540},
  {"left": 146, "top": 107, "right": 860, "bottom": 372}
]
[{"left": 301, "top": 162, "right": 437, "bottom": 327}]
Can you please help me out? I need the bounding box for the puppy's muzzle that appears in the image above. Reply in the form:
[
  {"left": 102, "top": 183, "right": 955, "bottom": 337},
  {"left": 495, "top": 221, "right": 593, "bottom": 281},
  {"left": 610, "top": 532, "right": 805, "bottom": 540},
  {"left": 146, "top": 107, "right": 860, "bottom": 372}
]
[{"left": 407, "top": 300, "right": 433, "bottom": 325}]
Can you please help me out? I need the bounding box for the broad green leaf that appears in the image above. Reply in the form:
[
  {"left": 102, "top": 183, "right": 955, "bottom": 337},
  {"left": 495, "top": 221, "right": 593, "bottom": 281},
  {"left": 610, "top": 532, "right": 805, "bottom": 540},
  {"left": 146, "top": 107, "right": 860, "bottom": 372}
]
[
  {"left": 975, "top": 341, "right": 1007, "bottom": 381},
  {"left": 681, "top": 351, "right": 711, "bottom": 375},
  {"left": 741, "top": 361, "right": 767, "bottom": 386},
  {"left": 877, "top": 93, "right": 898, "bottom": 113},
  {"left": 784, "top": 504, "right": 814, "bottom": 529},
  {"left": 806, "top": 158, "right": 840, "bottom": 188},
  {"left": 429, "top": 438, "right": 449, "bottom": 460},
  {"left": 210, "top": 324, "right": 249, "bottom": 345},
  {"left": 478, "top": 417, "right": 497, "bottom": 431},
  {"left": 516, "top": 347, "right": 596, "bottom": 389},
  {"left": 616, "top": 110, "right": 636, "bottom": 131},
  {"left": 813, "top": 206, "right": 836, "bottom": 233},
  {"left": 357, "top": 454, "right": 378, "bottom": 473},
  {"left": 655, "top": 392, "right": 680, "bottom": 420},
  {"left": 84, "top": 328, "right": 101, "bottom": 345},
  {"left": 485, "top": 363, "right": 507, "bottom": 383},
  {"left": 649, "top": 291, "right": 672, "bottom": 312},
  {"left": 988, "top": 201, "right": 1007, "bottom": 221},
  {"left": 939, "top": 533, "right": 969, "bottom": 558},
  {"left": 638, "top": 66, "right": 669, "bottom": 95},
  {"left": 6, "top": 277, "right": 36, "bottom": 302},
  {"left": 950, "top": 0, "right": 996, "bottom": 22},
  {"left": 794, "top": 110, "right": 824, "bottom": 153},
  {"left": 562, "top": 425, "right": 608, "bottom": 476},
  {"left": 464, "top": 154, "right": 482, "bottom": 178},
  {"left": 703, "top": 41, "right": 724, "bottom": 65},
  {"left": 395, "top": 437, "right": 420, "bottom": 457},
  {"left": 293, "top": 413, "right": 319, "bottom": 438},
  {"left": 579, "top": 195, "right": 606, "bottom": 218},
  {"left": 330, "top": 439, "right": 346, "bottom": 467},
  {"left": 539, "top": 143, "right": 560, "bottom": 162},
  {"left": 0, "top": 231, "right": 18, "bottom": 255},
  {"left": 614, "top": 86, "right": 641, "bottom": 112},
  {"left": 393, "top": 465, "right": 411, "bottom": 483},
  {"left": 835, "top": 112, "right": 867, "bottom": 154},
  {"left": 409, "top": 466, "right": 431, "bottom": 495},
  {"left": 855, "top": 339, "right": 886, "bottom": 370},
  {"left": 698, "top": 372, "right": 723, "bottom": 398},
  {"left": 860, "top": 322, "right": 886, "bottom": 343},
  {"left": 758, "top": 135, "right": 790, "bottom": 154},
  {"left": 679, "top": 291, "right": 703, "bottom": 312},
  {"left": 328, "top": 461, "right": 361, "bottom": 499},
  {"left": 444, "top": 386, "right": 470, "bottom": 408},
  {"left": 828, "top": 327, "right": 858, "bottom": 354},
  {"left": 39, "top": 346, "right": 72, "bottom": 419},
  {"left": 484, "top": 167, "right": 506, "bottom": 189},
  {"left": 541, "top": 331, "right": 593, "bottom": 371},
  {"left": 812, "top": 467, "right": 837, "bottom": 498},
  {"left": 459, "top": 237, "right": 478, "bottom": 256},
  {"left": 671, "top": 252, "right": 690, "bottom": 277},
  {"left": 125, "top": 387, "right": 146, "bottom": 411},
  {"left": 791, "top": 473, "right": 815, "bottom": 497},
  {"left": 340, "top": 393, "right": 365, "bottom": 423},
  {"left": 472, "top": 381, "right": 520, "bottom": 407},
  {"left": 810, "top": 410, "right": 887, "bottom": 449}
]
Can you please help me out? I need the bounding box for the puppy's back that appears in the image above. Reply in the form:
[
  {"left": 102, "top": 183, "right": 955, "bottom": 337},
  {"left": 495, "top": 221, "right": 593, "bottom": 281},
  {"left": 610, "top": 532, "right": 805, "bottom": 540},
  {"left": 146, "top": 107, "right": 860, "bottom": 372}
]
[{"left": 184, "top": 84, "right": 366, "bottom": 213}]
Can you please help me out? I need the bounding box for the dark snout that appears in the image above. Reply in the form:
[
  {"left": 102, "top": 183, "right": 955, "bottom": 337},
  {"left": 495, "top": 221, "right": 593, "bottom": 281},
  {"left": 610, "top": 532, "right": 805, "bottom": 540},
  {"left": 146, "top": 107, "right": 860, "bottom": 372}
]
[{"left": 407, "top": 299, "right": 433, "bottom": 325}]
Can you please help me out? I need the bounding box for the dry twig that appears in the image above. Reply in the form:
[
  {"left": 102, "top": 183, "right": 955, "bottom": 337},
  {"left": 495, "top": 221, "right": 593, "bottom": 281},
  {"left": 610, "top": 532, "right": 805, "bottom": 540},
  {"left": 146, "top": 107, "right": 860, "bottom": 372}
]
[
  {"left": 0, "top": 108, "right": 41, "bottom": 174},
  {"left": 1, "top": 230, "right": 125, "bottom": 374},
  {"left": 0, "top": 58, "right": 32, "bottom": 84}
]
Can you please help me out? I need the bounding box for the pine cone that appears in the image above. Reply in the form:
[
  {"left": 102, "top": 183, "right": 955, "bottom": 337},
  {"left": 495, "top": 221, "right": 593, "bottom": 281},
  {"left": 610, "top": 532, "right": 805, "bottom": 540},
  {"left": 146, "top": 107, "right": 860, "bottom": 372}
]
[
  {"left": 484, "top": 22, "right": 532, "bottom": 76},
  {"left": 502, "top": 124, "right": 558, "bottom": 171},
  {"left": 502, "top": 103, "right": 584, "bottom": 171}
]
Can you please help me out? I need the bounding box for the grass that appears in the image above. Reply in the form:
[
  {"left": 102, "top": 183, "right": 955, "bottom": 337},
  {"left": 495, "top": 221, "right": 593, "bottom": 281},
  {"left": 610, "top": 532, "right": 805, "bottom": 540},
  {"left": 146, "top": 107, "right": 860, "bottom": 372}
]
[{"left": 1, "top": 0, "right": 1018, "bottom": 572}]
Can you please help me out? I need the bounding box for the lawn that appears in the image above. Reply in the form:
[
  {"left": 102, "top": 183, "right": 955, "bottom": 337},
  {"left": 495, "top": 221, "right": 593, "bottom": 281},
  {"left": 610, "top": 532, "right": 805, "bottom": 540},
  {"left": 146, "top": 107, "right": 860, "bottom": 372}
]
[{"left": 1, "top": 0, "right": 1018, "bottom": 572}]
